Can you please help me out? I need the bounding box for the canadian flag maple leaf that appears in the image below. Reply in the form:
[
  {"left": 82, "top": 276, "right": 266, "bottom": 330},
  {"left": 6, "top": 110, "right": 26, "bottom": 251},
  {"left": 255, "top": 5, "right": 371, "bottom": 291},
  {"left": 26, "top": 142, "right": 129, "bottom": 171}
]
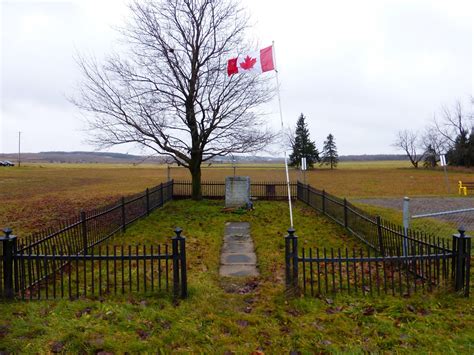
[{"left": 239, "top": 55, "right": 257, "bottom": 70}]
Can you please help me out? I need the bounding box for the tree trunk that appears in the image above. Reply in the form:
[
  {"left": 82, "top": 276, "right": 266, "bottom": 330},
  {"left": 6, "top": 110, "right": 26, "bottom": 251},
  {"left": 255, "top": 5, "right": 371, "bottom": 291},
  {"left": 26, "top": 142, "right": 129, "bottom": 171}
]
[{"left": 190, "top": 158, "right": 202, "bottom": 200}]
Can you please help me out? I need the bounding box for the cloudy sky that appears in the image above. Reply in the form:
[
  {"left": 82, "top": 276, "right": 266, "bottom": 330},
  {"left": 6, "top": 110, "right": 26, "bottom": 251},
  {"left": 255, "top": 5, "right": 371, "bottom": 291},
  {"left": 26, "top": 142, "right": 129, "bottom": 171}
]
[{"left": 1, "top": 0, "right": 472, "bottom": 156}]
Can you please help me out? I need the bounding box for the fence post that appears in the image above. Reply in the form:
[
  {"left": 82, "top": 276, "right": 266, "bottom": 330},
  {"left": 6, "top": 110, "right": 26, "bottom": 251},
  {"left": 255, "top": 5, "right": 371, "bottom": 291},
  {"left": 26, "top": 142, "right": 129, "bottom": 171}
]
[
  {"left": 285, "top": 228, "right": 299, "bottom": 294},
  {"left": 172, "top": 227, "right": 187, "bottom": 299},
  {"left": 146, "top": 188, "right": 150, "bottom": 216},
  {"left": 1, "top": 228, "right": 17, "bottom": 300},
  {"left": 170, "top": 179, "right": 174, "bottom": 200},
  {"left": 322, "top": 190, "right": 326, "bottom": 214},
  {"left": 343, "top": 198, "right": 348, "bottom": 228},
  {"left": 175, "top": 227, "right": 187, "bottom": 298},
  {"left": 80, "top": 210, "right": 88, "bottom": 254},
  {"left": 121, "top": 197, "right": 126, "bottom": 232},
  {"left": 160, "top": 183, "right": 164, "bottom": 206},
  {"left": 402, "top": 197, "right": 410, "bottom": 257},
  {"left": 376, "top": 216, "right": 385, "bottom": 256},
  {"left": 453, "top": 227, "right": 472, "bottom": 296}
]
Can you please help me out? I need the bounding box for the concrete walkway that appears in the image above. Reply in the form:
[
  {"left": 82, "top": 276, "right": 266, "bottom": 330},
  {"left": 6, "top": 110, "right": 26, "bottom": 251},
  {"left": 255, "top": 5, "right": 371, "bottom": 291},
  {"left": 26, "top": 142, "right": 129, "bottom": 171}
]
[{"left": 219, "top": 222, "right": 259, "bottom": 277}]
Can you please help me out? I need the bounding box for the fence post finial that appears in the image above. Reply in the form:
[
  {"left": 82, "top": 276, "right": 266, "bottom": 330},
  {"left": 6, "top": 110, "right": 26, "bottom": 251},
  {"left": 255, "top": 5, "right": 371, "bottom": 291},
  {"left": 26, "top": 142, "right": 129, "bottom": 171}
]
[
  {"left": 172, "top": 227, "right": 187, "bottom": 298},
  {"left": 285, "top": 227, "right": 298, "bottom": 294},
  {"left": 1, "top": 228, "right": 17, "bottom": 299},
  {"left": 3, "top": 227, "right": 12, "bottom": 238},
  {"left": 453, "top": 226, "right": 471, "bottom": 296}
]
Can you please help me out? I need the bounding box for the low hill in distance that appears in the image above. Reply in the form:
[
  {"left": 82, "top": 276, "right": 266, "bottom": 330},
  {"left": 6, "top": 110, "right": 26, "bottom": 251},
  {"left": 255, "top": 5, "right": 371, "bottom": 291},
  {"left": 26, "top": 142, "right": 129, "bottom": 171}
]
[{"left": 0, "top": 151, "right": 408, "bottom": 164}]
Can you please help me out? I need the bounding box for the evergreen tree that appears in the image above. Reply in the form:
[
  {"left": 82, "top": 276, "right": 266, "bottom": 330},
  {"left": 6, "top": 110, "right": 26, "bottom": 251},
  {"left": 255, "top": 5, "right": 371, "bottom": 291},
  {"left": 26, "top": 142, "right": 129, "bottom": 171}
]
[
  {"left": 320, "top": 134, "right": 339, "bottom": 169},
  {"left": 447, "top": 132, "right": 470, "bottom": 167},
  {"left": 289, "top": 114, "right": 320, "bottom": 168},
  {"left": 423, "top": 144, "right": 437, "bottom": 168}
]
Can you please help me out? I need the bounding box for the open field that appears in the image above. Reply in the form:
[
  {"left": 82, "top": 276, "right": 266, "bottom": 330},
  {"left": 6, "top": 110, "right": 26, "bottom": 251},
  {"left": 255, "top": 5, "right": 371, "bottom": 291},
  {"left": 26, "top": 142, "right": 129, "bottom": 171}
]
[
  {"left": 2, "top": 162, "right": 474, "bottom": 236},
  {"left": 1, "top": 200, "right": 473, "bottom": 353}
]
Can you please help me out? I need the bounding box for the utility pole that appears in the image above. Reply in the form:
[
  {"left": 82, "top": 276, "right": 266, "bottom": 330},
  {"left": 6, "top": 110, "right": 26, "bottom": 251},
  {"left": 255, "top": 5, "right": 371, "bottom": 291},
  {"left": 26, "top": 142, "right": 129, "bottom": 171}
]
[{"left": 18, "top": 131, "right": 21, "bottom": 167}]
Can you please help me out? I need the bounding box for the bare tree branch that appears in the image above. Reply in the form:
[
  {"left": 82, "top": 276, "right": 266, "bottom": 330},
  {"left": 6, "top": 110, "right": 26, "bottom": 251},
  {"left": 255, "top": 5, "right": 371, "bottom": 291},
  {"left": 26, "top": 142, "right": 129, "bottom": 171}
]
[{"left": 72, "top": 0, "right": 276, "bottom": 198}]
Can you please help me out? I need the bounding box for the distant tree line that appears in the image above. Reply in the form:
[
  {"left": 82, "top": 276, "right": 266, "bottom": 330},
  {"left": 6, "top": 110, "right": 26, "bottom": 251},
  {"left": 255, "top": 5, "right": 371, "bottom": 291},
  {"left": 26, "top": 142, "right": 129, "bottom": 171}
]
[
  {"left": 288, "top": 114, "right": 339, "bottom": 170},
  {"left": 393, "top": 98, "right": 474, "bottom": 168}
]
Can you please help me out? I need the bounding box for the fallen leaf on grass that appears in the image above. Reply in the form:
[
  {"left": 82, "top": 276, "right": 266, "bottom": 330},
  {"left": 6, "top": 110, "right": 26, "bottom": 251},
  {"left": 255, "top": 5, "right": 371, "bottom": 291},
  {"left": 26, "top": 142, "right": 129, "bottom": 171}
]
[
  {"left": 75, "top": 307, "right": 92, "bottom": 318},
  {"left": 280, "top": 325, "right": 291, "bottom": 334},
  {"left": 50, "top": 341, "right": 64, "bottom": 353},
  {"left": 325, "top": 306, "right": 343, "bottom": 314},
  {"left": 136, "top": 329, "right": 150, "bottom": 340},
  {"left": 243, "top": 306, "right": 253, "bottom": 314},
  {"left": 417, "top": 308, "right": 431, "bottom": 316},
  {"left": 286, "top": 308, "right": 301, "bottom": 317},
  {"left": 363, "top": 306, "right": 375, "bottom": 316}
]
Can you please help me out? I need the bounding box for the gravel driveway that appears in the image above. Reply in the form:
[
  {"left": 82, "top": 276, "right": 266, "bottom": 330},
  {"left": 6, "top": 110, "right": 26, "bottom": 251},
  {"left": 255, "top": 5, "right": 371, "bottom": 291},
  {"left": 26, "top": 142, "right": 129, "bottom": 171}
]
[{"left": 355, "top": 197, "right": 474, "bottom": 231}]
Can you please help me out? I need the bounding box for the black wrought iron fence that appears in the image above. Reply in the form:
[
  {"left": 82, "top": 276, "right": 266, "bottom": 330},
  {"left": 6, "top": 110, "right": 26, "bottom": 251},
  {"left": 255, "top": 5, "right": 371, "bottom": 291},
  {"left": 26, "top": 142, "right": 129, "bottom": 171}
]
[
  {"left": 285, "top": 228, "right": 470, "bottom": 297},
  {"left": 172, "top": 180, "right": 296, "bottom": 200},
  {"left": 293, "top": 182, "right": 472, "bottom": 297},
  {"left": 17, "top": 181, "right": 173, "bottom": 256},
  {"left": 297, "top": 182, "right": 452, "bottom": 256},
  {"left": 0, "top": 228, "right": 187, "bottom": 300},
  {"left": 1, "top": 181, "right": 174, "bottom": 298}
]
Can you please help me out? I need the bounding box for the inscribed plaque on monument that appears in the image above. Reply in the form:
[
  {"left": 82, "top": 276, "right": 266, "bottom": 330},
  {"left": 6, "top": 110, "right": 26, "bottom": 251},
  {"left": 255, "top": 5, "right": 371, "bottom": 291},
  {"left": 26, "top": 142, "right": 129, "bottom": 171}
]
[{"left": 225, "top": 176, "right": 250, "bottom": 208}]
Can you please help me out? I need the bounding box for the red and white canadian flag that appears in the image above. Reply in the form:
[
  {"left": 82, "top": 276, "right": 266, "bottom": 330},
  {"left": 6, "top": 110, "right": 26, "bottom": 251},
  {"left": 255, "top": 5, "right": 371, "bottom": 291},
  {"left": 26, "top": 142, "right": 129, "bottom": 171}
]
[{"left": 227, "top": 45, "right": 275, "bottom": 76}]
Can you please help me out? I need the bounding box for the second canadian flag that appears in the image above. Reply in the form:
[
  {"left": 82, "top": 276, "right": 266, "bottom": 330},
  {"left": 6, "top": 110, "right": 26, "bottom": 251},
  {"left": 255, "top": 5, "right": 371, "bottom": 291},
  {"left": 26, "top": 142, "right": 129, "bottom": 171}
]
[{"left": 227, "top": 45, "right": 275, "bottom": 76}]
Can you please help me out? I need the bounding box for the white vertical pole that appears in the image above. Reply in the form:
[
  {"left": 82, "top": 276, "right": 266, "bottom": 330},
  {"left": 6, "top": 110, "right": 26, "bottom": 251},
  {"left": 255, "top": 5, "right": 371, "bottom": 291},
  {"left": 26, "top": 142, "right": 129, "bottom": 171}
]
[
  {"left": 443, "top": 165, "right": 450, "bottom": 194},
  {"left": 18, "top": 131, "right": 21, "bottom": 168},
  {"left": 272, "top": 40, "right": 294, "bottom": 228}
]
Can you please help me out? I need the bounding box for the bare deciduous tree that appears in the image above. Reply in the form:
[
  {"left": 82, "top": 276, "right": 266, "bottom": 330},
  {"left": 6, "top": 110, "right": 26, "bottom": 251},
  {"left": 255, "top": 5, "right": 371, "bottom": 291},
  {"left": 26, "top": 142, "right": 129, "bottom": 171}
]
[
  {"left": 433, "top": 101, "right": 472, "bottom": 149},
  {"left": 421, "top": 125, "right": 448, "bottom": 156},
  {"left": 393, "top": 130, "right": 424, "bottom": 168},
  {"left": 73, "top": 0, "right": 275, "bottom": 199}
]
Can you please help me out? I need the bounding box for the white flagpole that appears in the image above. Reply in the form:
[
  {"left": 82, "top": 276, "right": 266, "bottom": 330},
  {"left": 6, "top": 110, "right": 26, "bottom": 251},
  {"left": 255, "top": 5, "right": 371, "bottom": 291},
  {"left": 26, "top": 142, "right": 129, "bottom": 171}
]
[{"left": 272, "top": 40, "right": 294, "bottom": 228}]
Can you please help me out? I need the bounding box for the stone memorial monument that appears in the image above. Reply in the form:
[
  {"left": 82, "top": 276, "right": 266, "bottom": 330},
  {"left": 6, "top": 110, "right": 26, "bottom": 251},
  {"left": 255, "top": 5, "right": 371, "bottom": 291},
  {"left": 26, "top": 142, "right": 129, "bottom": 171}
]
[{"left": 225, "top": 176, "right": 250, "bottom": 208}]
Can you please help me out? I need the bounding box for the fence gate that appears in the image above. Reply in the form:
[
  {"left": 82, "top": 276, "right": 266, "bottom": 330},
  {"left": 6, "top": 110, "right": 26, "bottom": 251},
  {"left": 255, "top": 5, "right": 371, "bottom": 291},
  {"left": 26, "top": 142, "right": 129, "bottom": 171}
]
[{"left": 0, "top": 228, "right": 187, "bottom": 300}]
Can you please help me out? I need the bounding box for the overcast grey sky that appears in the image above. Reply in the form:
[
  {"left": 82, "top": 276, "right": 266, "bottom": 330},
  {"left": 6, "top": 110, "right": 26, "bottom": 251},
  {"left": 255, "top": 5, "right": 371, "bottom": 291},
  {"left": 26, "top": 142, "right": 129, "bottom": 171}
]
[{"left": 1, "top": 0, "right": 472, "bottom": 155}]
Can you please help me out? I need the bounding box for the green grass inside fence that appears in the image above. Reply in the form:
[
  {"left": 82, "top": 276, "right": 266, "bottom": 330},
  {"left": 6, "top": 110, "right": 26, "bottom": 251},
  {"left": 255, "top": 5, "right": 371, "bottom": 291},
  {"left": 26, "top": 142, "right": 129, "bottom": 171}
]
[{"left": 1, "top": 200, "right": 473, "bottom": 353}]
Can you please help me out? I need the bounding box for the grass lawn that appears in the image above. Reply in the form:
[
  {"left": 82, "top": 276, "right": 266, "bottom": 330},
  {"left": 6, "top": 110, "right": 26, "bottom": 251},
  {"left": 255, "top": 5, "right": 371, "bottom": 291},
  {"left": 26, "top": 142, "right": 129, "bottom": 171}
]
[{"left": 1, "top": 200, "right": 473, "bottom": 353}]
